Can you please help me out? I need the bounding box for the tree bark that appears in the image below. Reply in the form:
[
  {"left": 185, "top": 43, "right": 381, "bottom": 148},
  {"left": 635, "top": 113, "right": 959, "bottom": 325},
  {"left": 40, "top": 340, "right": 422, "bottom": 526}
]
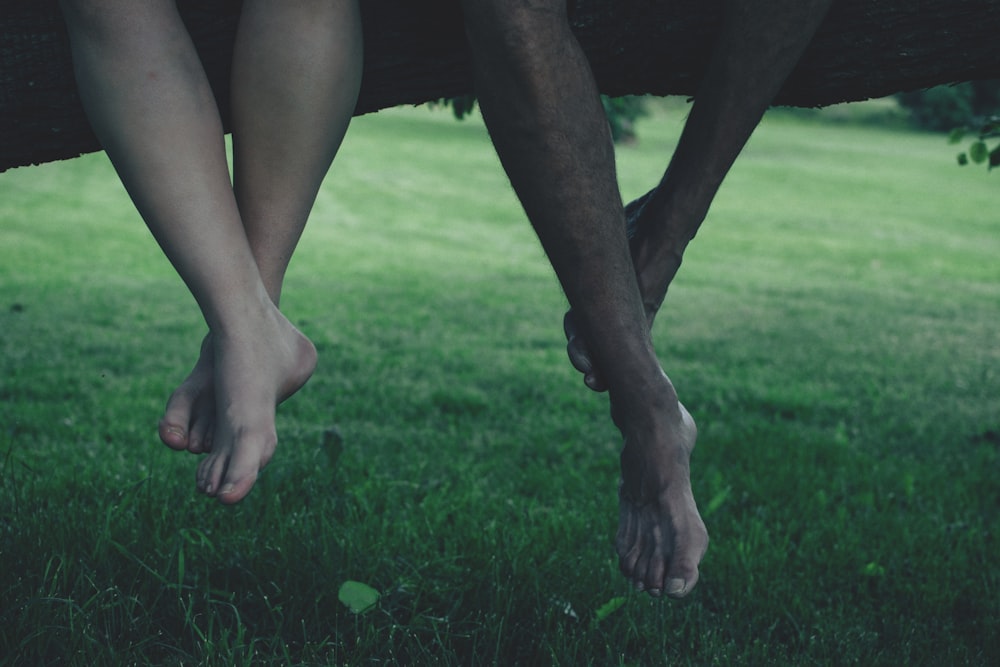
[{"left": 2, "top": 0, "right": 999, "bottom": 172}]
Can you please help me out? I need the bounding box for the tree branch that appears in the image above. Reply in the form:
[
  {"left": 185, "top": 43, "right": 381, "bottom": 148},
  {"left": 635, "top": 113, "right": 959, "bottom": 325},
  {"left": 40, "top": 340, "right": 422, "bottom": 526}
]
[{"left": 2, "top": 0, "right": 999, "bottom": 171}]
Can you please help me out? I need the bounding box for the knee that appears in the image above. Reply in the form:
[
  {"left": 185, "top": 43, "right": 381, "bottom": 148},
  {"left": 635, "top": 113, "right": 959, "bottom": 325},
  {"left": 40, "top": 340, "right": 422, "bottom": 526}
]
[{"left": 461, "top": 0, "right": 570, "bottom": 57}]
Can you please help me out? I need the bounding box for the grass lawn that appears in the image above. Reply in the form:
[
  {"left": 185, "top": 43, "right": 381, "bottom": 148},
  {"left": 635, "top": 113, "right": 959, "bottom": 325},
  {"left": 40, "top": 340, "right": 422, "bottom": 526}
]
[{"left": 1, "top": 100, "right": 998, "bottom": 665}]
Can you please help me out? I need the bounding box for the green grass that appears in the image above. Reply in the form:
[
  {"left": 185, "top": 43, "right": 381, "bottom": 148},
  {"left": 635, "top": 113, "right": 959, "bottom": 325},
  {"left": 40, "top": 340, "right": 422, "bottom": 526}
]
[{"left": 1, "top": 101, "right": 998, "bottom": 665}]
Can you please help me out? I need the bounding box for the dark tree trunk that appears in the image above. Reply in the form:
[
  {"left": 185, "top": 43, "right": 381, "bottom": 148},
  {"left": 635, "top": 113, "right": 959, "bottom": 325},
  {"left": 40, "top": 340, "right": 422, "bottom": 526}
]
[{"left": 2, "top": 0, "right": 1000, "bottom": 172}]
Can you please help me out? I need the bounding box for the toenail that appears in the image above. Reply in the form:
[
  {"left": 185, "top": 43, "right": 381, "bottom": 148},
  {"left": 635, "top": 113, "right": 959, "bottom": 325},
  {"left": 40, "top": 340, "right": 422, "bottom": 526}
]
[
  {"left": 219, "top": 483, "right": 235, "bottom": 496},
  {"left": 665, "top": 578, "right": 686, "bottom": 596},
  {"left": 634, "top": 580, "right": 645, "bottom": 592},
  {"left": 648, "top": 588, "right": 662, "bottom": 598}
]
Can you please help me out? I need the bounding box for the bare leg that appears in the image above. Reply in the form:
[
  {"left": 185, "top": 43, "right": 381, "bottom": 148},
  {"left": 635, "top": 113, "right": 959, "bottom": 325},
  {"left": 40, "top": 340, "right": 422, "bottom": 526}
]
[
  {"left": 566, "top": 0, "right": 834, "bottom": 389},
  {"left": 463, "top": 0, "right": 707, "bottom": 597},
  {"left": 158, "top": 0, "right": 363, "bottom": 499},
  {"left": 233, "top": 0, "right": 363, "bottom": 303},
  {"left": 60, "top": 0, "right": 319, "bottom": 503}
]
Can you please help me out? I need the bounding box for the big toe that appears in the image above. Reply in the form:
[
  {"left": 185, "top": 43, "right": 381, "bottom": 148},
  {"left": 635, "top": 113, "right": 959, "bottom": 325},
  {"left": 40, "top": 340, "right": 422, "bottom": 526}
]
[
  {"left": 203, "top": 429, "right": 274, "bottom": 504},
  {"left": 215, "top": 472, "right": 259, "bottom": 505},
  {"left": 163, "top": 379, "right": 217, "bottom": 452},
  {"left": 664, "top": 527, "right": 708, "bottom": 598},
  {"left": 159, "top": 416, "right": 189, "bottom": 451},
  {"left": 161, "top": 385, "right": 199, "bottom": 450},
  {"left": 664, "top": 565, "right": 698, "bottom": 598}
]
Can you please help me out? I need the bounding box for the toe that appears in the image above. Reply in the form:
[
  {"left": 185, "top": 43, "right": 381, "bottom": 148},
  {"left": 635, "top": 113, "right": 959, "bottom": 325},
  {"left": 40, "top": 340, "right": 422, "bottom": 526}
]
[
  {"left": 564, "top": 312, "right": 592, "bottom": 375},
  {"left": 664, "top": 576, "right": 692, "bottom": 598},
  {"left": 665, "top": 519, "right": 708, "bottom": 598},
  {"left": 631, "top": 553, "right": 650, "bottom": 593},
  {"left": 197, "top": 453, "right": 228, "bottom": 496},
  {"left": 159, "top": 418, "right": 188, "bottom": 451},
  {"left": 584, "top": 372, "right": 608, "bottom": 393},
  {"left": 616, "top": 500, "right": 643, "bottom": 579},
  {"left": 642, "top": 536, "right": 668, "bottom": 595},
  {"left": 215, "top": 472, "right": 258, "bottom": 505},
  {"left": 664, "top": 552, "right": 704, "bottom": 599},
  {"left": 187, "top": 413, "right": 214, "bottom": 454},
  {"left": 630, "top": 518, "right": 667, "bottom": 596},
  {"left": 211, "top": 428, "right": 274, "bottom": 504},
  {"left": 160, "top": 384, "right": 199, "bottom": 450},
  {"left": 564, "top": 311, "right": 608, "bottom": 392}
]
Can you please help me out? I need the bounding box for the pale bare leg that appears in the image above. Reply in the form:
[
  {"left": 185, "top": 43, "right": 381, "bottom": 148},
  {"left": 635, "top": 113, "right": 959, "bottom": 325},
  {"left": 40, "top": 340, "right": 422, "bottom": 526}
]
[
  {"left": 566, "top": 0, "right": 834, "bottom": 390},
  {"left": 59, "top": 0, "right": 324, "bottom": 503},
  {"left": 463, "top": 0, "right": 707, "bottom": 596},
  {"left": 158, "top": 0, "right": 363, "bottom": 499}
]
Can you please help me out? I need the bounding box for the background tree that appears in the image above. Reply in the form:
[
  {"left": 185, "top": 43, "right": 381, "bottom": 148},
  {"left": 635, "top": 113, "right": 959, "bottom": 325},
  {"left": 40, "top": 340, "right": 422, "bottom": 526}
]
[{"left": 896, "top": 80, "right": 1000, "bottom": 131}]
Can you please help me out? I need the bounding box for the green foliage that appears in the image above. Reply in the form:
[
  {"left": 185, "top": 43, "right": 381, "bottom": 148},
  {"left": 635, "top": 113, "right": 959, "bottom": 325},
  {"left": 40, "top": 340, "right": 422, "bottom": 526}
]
[
  {"left": 601, "top": 95, "right": 648, "bottom": 143},
  {"left": 949, "top": 117, "right": 1000, "bottom": 171},
  {"left": 896, "top": 79, "right": 1000, "bottom": 131},
  {"left": 592, "top": 596, "right": 627, "bottom": 625},
  {"left": 896, "top": 80, "right": 1000, "bottom": 174},
  {"left": 428, "top": 94, "right": 478, "bottom": 120},
  {"left": 338, "top": 581, "right": 380, "bottom": 614}
]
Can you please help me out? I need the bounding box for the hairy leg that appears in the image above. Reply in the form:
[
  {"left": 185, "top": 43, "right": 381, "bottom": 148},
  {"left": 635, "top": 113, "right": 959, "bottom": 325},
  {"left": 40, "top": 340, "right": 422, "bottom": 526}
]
[
  {"left": 158, "top": 0, "right": 363, "bottom": 501},
  {"left": 60, "top": 0, "right": 317, "bottom": 503},
  {"left": 566, "top": 0, "right": 834, "bottom": 389},
  {"left": 463, "top": 0, "right": 708, "bottom": 597}
]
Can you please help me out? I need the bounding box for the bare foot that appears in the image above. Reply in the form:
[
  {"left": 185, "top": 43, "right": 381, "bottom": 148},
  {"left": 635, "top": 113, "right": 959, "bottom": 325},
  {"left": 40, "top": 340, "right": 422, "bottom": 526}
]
[
  {"left": 191, "top": 306, "right": 316, "bottom": 504},
  {"left": 159, "top": 335, "right": 217, "bottom": 454},
  {"left": 614, "top": 393, "right": 708, "bottom": 597}
]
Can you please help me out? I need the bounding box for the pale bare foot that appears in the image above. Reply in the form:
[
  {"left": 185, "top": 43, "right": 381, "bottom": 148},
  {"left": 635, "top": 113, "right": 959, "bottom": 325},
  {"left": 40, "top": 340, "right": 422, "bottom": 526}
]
[
  {"left": 159, "top": 335, "right": 217, "bottom": 454},
  {"left": 613, "top": 391, "right": 708, "bottom": 598},
  {"left": 194, "top": 306, "right": 317, "bottom": 504}
]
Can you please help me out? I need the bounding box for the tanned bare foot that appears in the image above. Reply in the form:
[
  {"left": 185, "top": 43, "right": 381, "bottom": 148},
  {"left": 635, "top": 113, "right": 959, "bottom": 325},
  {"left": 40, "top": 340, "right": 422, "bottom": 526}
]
[
  {"left": 191, "top": 306, "right": 316, "bottom": 504},
  {"left": 613, "top": 383, "right": 708, "bottom": 597},
  {"left": 159, "top": 335, "right": 217, "bottom": 454}
]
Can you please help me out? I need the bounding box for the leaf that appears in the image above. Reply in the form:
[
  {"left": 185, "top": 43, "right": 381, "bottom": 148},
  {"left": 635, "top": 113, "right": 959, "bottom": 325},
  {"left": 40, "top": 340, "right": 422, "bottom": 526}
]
[
  {"left": 594, "top": 596, "right": 627, "bottom": 623},
  {"left": 968, "top": 140, "right": 988, "bottom": 164},
  {"left": 703, "top": 485, "right": 731, "bottom": 517},
  {"left": 957, "top": 152, "right": 969, "bottom": 166},
  {"left": 861, "top": 561, "right": 885, "bottom": 577},
  {"left": 989, "top": 145, "right": 1000, "bottom": 169},
  {"left": 947, "top": 127, "right": 967, "bottom": 144},
  {"left": 338, "top": 580, "right": 380, "bottom": 614}
]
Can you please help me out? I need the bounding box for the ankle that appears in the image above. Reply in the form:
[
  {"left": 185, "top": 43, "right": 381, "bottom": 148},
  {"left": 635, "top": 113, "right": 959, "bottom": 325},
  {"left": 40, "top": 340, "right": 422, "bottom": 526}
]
[
  {"left": 609, "top": 368, "right": 681, "bottom": 424},
  {"left": 210, "top": 290, "right": 285, "bottom": 338}
]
